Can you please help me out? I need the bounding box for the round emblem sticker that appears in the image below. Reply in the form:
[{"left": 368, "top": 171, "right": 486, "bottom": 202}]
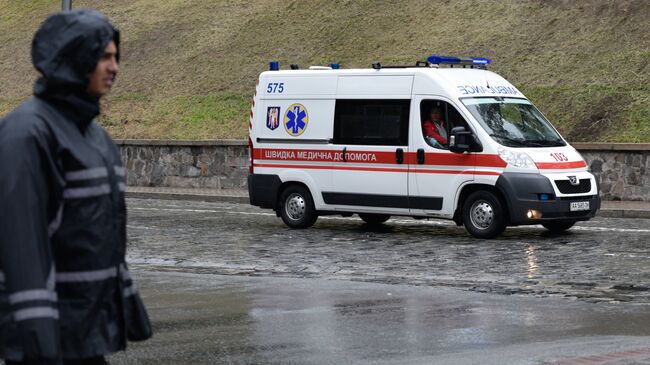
[{"left": 284, "top": 103, "right": 309, "bottom": 137}]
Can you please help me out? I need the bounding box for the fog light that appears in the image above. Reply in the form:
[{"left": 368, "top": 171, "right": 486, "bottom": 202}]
[{"left": 526, "top": 210, "right": 542, "bottom": 219}]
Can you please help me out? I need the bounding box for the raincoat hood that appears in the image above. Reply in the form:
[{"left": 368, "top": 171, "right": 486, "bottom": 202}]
[{"left": 32, "top": 9, "right": 119, "bottom": 130}]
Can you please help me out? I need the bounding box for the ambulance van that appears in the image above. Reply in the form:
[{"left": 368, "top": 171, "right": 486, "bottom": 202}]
[{"left": 247, "top": 56, "right": 600, "bottom": 238}]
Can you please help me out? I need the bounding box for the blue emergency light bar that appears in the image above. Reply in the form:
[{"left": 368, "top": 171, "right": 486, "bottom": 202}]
[
  {"left": 472, "top": 57, "right": 491, "bottom": 65},
  {"left": 427, "top": 55, "right": 491, "bottom": 67},
  {"left": 269, "top": 61, "right": 280, "bottom": 71}
]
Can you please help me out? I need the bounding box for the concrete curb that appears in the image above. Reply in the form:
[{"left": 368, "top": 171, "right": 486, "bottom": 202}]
[
  {"left": 597, "top": 209, "right": 650, "bottom": 219},
  {"left": 126, "top": 191, "right": 650, "bottom": 219},
  {"left": 571, "top": 142, "right": 650, "bottom": 151},
  {"left": 126, "top": 191, "right": 249, "bottom": 204}
]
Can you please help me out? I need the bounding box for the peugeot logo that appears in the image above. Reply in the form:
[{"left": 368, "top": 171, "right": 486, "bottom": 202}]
[{"left": 567, "top": 176, "right": 579, "bottom": 186}]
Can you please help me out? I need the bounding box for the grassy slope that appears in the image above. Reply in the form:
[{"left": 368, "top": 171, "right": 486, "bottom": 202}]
[{"left": 1, "top": 0, "right": 648, "bottom": 141}]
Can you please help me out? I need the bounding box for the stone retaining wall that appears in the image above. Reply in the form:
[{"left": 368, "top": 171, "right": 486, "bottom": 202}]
[
  {"left": 575, "top": 143, "right": 650, "bottom": 202},
  {"left": 117, "top": 140, "right": 248, "bottom": 190},
  {"left": 116, "top": 140, "right": 650, "bottom": 202}
]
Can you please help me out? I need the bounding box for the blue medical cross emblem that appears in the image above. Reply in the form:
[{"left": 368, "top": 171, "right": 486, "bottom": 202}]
[{"left": 284, "top": 103, "right": 308, "bottom": 137}]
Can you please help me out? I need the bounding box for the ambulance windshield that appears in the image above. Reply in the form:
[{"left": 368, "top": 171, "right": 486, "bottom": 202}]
[{"left": 461, "top": 97, "right": 566, "bottom": 148}]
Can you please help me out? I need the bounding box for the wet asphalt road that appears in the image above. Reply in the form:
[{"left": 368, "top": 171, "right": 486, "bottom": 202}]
[
  {"left": 108, "top": 271, "right": 650, "bottom": 365},
  {"left": 125, "top": 198, "right": 650, "bottom": 304},
  {"left": 4, "top": 198, "right": 649, "bottom": 365}
]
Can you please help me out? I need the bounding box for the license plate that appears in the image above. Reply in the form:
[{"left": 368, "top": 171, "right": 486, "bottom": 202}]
[{"left": 570, "top": 201, "right": 590, "bottom": 211}]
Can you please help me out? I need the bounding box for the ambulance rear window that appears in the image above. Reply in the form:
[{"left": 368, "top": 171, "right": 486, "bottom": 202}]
[{"left": 333, "top": 99, "right": 410, "bottom": 146}]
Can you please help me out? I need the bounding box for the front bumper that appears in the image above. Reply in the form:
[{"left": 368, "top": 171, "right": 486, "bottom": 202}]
[{"left": 496, "top": 172, "right": 601, "bottom": 226}]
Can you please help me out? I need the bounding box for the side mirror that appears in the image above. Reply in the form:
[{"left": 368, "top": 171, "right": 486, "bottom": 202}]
[{"left": 449, "top": 126, "right": 482, "bottom": 154}]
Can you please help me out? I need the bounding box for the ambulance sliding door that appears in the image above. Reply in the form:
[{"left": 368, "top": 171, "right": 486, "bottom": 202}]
[
  {"left": 408, "top": 96, "right": 475, "bottom": 216},
  {"left": 323, "top": 98, "right": 411, "bottom": 214}
]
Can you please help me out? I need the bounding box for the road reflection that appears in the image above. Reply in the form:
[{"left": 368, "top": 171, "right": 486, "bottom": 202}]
[
  {"left": 526, "top": 244, "right": 538, "bottom": 279},
  {"left": 111, "top": 271, "right": 650, "bottom": 365}
]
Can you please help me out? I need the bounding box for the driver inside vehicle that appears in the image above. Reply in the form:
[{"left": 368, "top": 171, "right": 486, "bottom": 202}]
[{"left": 422, "top": 106, "right": 448, "bottom": 148}]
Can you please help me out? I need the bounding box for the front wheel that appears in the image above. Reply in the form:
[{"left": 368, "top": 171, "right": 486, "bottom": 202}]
[
  {"left": 359, "top": 213, "right": 390, "bottom": 225},
  {"left": 542, "top": 220, "right": 576, "bottom": 233},
  {"left": 462, "top": 190, "right": 506, "bottom": 239},
  {"left": 279, "top": 185, "right": 317, "bottom": 228}
]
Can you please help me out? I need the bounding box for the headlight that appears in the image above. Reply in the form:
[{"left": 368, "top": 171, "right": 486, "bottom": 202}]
[{"left": 497, "top": 147, "right": 537, "bottom": 169}]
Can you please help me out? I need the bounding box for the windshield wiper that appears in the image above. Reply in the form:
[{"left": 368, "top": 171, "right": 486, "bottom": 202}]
[
  {"left": 525, "top": 141, "right": 547, "bottom": 147},
  {"left": 490, "top": 134, "right": 566, "bottom": 148},
  {"left": 527, "top": 140, "right": 566, "bottom": 147},
  {"left": 489, "top": 134, "right": 527, "bottom": 147}
]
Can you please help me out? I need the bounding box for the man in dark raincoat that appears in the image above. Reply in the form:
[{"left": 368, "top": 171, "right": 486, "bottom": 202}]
[{"left": 0, "top": 9, "right": 152, "bottom": 365}]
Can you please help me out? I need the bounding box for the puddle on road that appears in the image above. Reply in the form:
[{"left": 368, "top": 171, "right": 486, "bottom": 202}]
[{"left": 111, "top": 271, "right": 650, "bottom": 365}]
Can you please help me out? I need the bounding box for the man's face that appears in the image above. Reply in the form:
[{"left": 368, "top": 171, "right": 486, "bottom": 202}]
[
  {"left": 87, "top": 41, "right": 118, "bottom": 98},
  {"left": 430, "top": 108, "right": 442, "bottom": 122}
]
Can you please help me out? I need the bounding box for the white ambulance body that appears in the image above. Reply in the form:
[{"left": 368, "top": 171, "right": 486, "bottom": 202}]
[{"left": 247, "top": 57, "right": 600, "bottom": 238}]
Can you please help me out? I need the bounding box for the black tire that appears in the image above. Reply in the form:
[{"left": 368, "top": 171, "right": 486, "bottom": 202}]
[
  {"left": 462, "top": 190, "right": 507, "bottom": 239},
  {"left": 278, "top": 185, "right": 317, "bottom": 228},
  {"left": 542, "top": 220, "right": 576, "bottom": 233},
  {"left": 359, "top": 213, "right": 390, "bottom": 225}
]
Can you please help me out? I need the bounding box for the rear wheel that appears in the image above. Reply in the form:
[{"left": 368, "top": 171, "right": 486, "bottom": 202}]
[
  {"left": 279, "top": 185, "right": 317, "bottom": 228},
  {"left": 359, "top": 213, "right": 390, "bottom": 225},
  {"left": 542, "top": 220, "right": 576, "bottom": 233},
  {"left": 462, "top": 190, "right": 506, "bottom": 239}
]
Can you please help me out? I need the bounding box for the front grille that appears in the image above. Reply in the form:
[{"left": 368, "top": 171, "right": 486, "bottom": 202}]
[{"left": 555, "top": 179, "right": 591, "bottom": 194}]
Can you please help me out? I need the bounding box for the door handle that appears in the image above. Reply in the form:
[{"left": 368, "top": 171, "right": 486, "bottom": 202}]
[
  {"left": 417, "top": 148, "right": 425, "bottom": 164},
  {"left": 342, "top": 147, "right": 347, "bottom": 162},
  {"left": 396, "top": 148, "right": 404, "bottom": 164}
]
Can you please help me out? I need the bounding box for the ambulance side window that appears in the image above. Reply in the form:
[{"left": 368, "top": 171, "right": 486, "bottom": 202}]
[
  {"left": 333, "top": 99, "right": 410, "bottom": 146},
  {"left": 420, "top": 100, "right": 469, "bottom": 150}
]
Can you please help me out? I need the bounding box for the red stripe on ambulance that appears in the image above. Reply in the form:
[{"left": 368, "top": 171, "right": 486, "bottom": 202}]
[
  {"left": 254, "top": 163, "right": 502, "bottom": 176},
  {"left": 254, "top": 148, "right": 507, "bottom": 169},
  {"left": 536, "top": 161, "right": 586, "bottom": 169}
]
